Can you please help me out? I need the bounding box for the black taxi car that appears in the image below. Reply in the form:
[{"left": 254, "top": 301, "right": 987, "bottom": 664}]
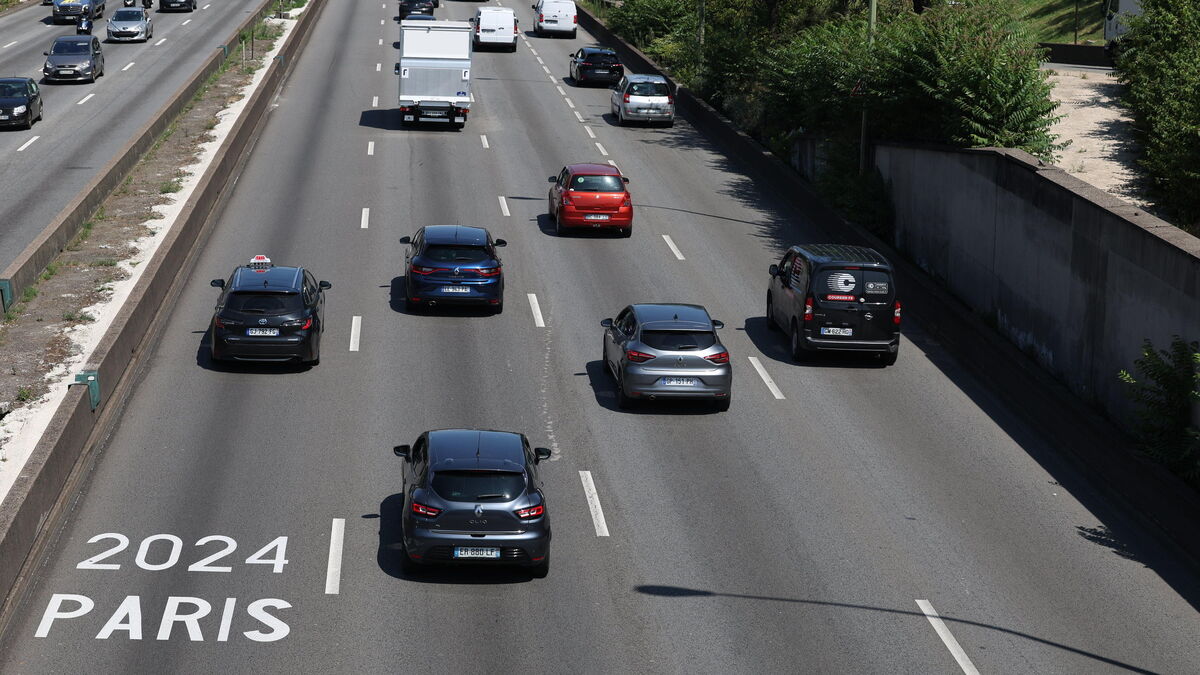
[{"left": 209, "top": 255, "right": 331, "bottom": 365}]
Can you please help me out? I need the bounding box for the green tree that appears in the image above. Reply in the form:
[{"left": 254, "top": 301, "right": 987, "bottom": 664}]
[{"left": 1119, "top": 336, "right": 1200, "bottom": 485}]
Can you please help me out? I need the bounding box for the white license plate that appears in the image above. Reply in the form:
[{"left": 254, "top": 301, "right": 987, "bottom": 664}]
[
  {"left": 661, "top": 377, "right": 695, "bottom": 386},
  {"left": 454, "top": 547, "right": 500, "bottom": 559},
  {"left": 820, "top": 327, "right": 853, "bottom": 336},
  {"left": 592, "top": 70, "right": 609, "bottom": 74},
  {"left": 441, "top": 286, "right": 470, "bottom": 293},
  {"left": 58, "top": 70, "right": 74, "bottom": 75},
  {"left": 640, "top": 108, "right": 661, "bottom": 114},
  {"left": 0, "top": 115, "right": 7, "bottom": 120},
  {"left": 584, "top": 214, "right": 609, "bottom": 221},
  {"left": 246, "top": 327, "right": 279, "bottom": 336}
]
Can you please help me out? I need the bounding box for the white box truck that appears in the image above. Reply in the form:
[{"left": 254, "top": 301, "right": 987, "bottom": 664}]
[
  {"left": 1105, "top": 0, "right": 1142, "bottom": 54},
  {"left": 396, "top": 20, "right": 473, "bottom": 128}
]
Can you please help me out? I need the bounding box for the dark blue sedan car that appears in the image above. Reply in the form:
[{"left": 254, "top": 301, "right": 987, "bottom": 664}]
[{"left": 400, "top": 225, "right": 506, "bottom": 312}]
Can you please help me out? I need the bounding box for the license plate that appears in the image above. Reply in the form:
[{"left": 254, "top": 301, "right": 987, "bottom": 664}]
[
  {"left": 58, "top": 70, "right": 74, "bottom": 75},
  {"left": 545, "top": 19, "right": 557, "bottom": 23},
  {"left": 592, "top": 70, "right": 609, "bottom": 74},
  {"left": 246, "top": 327, "right": 279, "bottom": 336},
  {"left": 661, "top": 377, "right": 695, "bottom": 386},
  {"left": 454, "top": 547, "right": 500, "bottom": 559},
  {"left": 820, "top": 327, "right": 853, "bottom": 336},
  {"left": 0, "top": 115, "right": 7, "bottom": 120},
  {"left": 424, "top": 111, "right": 446, "bottom": 117},
  {"left": 584, "top": 214, "right": 609, "bottom": 221},
  {"left": 640, "top": 108, "right": 661, "bottom": 114},
  {"left": 441, "top": 286, "right": 470, "bottom": 293},
  {"left": 483, "top": 28, "right": 495, "bottom": 33}
]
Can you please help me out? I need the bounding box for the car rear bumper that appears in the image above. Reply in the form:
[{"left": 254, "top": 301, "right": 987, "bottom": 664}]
[
  {"left": 621, "top": 365, "right": 732, "bottom": 398},
  {"left": 536, "top": 21, "right": 573, "bottom": 33},
  {"left": 405, "top": 527, "right": 549, "bottom": 566},
  {"left": 578, "top": 70, "right": 621, "bottom": 83},
  {"left": 619, "top": 105, "right": 674, "bottom": 121},
  {"left": 558, "top": 206, "right": 632, "bottom": 228},
  {"left": 212, "top": 334, "right": 317, "bottom": 362},
  {"left": 408, "top": 277, "right": 502, "bottom": 304},
  {"left": 43, "top": 70, "right": 93, "bottom": 81},
  {"left": 107, "top": 33, "right": 145, "bottom": 41},
  {"left": 804, "top": 334, "right": 899, "bottom": 353}
]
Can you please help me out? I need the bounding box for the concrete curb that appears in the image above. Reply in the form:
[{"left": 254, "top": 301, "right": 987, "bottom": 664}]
[
  {"left": 0, "top": 0, "right": 329, "bottom": 621},
  {"left": 576, "top": 5, "right": 1200, "bottom": 567}
]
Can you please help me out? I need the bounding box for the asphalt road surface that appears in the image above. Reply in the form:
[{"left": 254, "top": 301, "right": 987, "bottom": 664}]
[
  {"left": 0, "top": 0, "right": 268, "bottom": 271},
  {"left": 1, "top": 1, "right": 1198, "bottom": 673}
]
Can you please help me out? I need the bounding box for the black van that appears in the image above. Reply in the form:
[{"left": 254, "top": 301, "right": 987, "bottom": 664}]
[{"left": 765, "top": 244, "right": 900, "bottom": 365}]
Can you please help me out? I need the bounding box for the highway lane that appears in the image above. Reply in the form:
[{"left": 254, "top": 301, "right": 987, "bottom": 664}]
[
  {"left": 1, "top": 0, "right": 1198, "bottom": 673},
  {"left": 0, "top": 0, "right": 268, "bottom": 271}
]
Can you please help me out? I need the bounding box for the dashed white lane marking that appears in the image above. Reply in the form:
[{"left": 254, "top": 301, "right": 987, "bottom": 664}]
[
  {"left": 181, "top": 18, "right": 191, "bottom": 25},
  {"left": 372, "top": 95, "right": 379, "bottom": 107},
  {"left": 360, "top": 207, "right": 370, "bottom": 229},
  {"left": 480, "top": 134, "right": 489, "bottom": 149},
  {"left": 375, "top": 63, "right": 381, "bottom": 72},
  {"left": 154, "top": 38, "right": 166, "bottom": 46},
  {"left": 497, "top": 195, "right": 510, "bottom": 217},
  {"left": 349, "top": 316, "right": 362, "bottom": 352},
  {"left": 748, "top": 356, "right": 785, "bottom": 400},
  {"left": 17, "top": 136, "right": 39, "bottom": 152},
  {"left": 122, "top": 62, "right": 134, "bottom": 71},
  {"left": 380, "top": 18, "right": 385, "bottom": 25},
  {"left": 382, "top": 2, "right": 385, "bottom": 6},
  {"left": 554, "top": 84, "right": 564, "bottom": 95},
  {"left": 378, "top": 38, "right": 382, "bottom": 46},
  {"left": 574, "top": 110, "right": 584, "bottom": 122},
  {"left": 661, "top": 234, "right": 685, "bottom": 261},
  {"left": 565, "top": 98, "right": 576, "bottom": 109},
  {"left": 469, "top": 91, "right": 474, "bottom": 103},
  {"left": 202, "top": 3, "right": 210, "bottom": 8},
  {"left": 541, "top": 64, "right": 550, "bottom": 74},
  {"left": 594, "top": 141, "right": 607, "bottom": 155},
  {"left": 916, "top": 600, "right": 980, "bottom": 675},
  {"left": 579, "top": 471, "right": 610, "bottom": 537},
  {"left": 367, "top": 141, "right": 375, "bottom": 156},
  {"left": 537, "top": 56, "right": 544, "bottom": 65},
  {"left": 528, "top": 47, "right": 537, "bottom": 56},
  {"left": 584, "top": 125, "right": 595, "bottom": 138},
  {"left": 324, "top": 519, "right": 345, "bottom": 595},
  {"left": 547, "top": 74, "right": 556, "bottom": 83},
  {"left": 1, "top": 41, "right": 17, "bottom": 49},
  {"left": 527, "top": 293, "right": 545, "bottom": 328},
  {"left": 607, "top": 159, "right": 619, "bottom": 170},
  {"left": 76, "top": 93, "right": 94, "bottom": 105}
]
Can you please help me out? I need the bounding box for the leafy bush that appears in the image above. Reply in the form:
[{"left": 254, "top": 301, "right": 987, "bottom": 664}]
[
  {"left": 1115, "top": 0, "right": 1200, "bottom": 233},
  {"left": 1119, "top": 336, "right": 1200, "bottom": 486}
]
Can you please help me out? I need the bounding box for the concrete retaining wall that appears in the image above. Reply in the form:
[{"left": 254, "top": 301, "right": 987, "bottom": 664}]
[{"left": 876, "top": 144, "right": 1200, "bottom": 424}]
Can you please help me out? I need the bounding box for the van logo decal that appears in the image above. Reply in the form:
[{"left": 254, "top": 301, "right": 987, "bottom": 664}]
[
  {"left": 828, "top": 272, "right": 856, "bottom": 293},
  {"left": 866, "top": 281, "right": 889, "bottom": 294}
]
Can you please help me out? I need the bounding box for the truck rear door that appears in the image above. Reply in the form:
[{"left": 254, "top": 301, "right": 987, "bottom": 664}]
[{"left": 810, "top": 267, "right": 896, "bottom": 343}]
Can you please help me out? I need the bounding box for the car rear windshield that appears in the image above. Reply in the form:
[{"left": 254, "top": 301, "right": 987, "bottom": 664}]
[
  {"left": 569, "top": 174, "right": 623, "bottom": 192},
  {"left": 51, "top": 41, "right": 90, "bottom": 55},
  {"left": 113, "top": 9, "right": 142, "bottom": 20},
  {"left": 814, "top": 268, "right": 894, "bottom": 303},
  {"left": 225, "top": 292, "right": 304, "bottom": 314},
  {"left": 432, "top": 471, "right": 525, "bottom": 502},
  {"left": 422, "top": 245, "right": 491, "bottom": 263},
  {"left": 640, "top": 330, "right": 716, "bottom": 351},
  {"left": 586, "top": 52, "right": 618, "bottom": 64},
  {"left": 628, "top": 82, "right": 669, "bottom": 96}
]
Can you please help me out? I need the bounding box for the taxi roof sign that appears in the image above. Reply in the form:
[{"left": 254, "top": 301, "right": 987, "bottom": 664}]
[{"left": 247, "top": 255, "right": 273, "bottom": 270}]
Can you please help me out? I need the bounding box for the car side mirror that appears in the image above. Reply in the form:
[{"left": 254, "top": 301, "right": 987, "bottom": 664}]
[
  {"left": 600, "top": 318, "right": 613, "bottom": 328},
  {"left": 393, "top": 63, "right": 400, "bottom": 75},
  {"left": 547, "top": 176, "right": 557, "bottom": 183},
  {"left": 468, "top": 17, "right": 474, "bottom": 22},
  {"left": 319, "top": 280, "right": 332, "bottom": 290},
  {"left": 43, "top": 51, "right": 49, "bottom": 56},
  {"left": 393, "top": 444, "right": 411, "bottom": 459},
  {"left": 534, "top": 447, "right": 551, "bottom": 463},
  {"left": 712, "top": 320, "right": 724, "bottom": 329},
  {"left": 621, "top": 176, "right": 630, "bottom": 183},
  {"left": 768, "top": 264, "right": 779, "bottom": 277},
  {"left": 398, "top": 235, "right": 412, "bottom": 244},
  {"left": 494, "top": 238, "right": 508, "bottom": 247},
  {"left": 210, "top": 279, "right": 225, "bottom": 288}
]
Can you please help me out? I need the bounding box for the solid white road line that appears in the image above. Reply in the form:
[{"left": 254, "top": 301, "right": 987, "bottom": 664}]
[
  {"left": 324, "top": 519, "right": 345, "bottom": 594},
  {"left": 181, "top": 18, "right": 191, "bottom": 25},
  {"left": 527, "top": 293, "right": 545, "bottom": 328},
  {"left": 497, "top": 195, "right": 510, "bottom": 217},
  {"left": 578, "top": 471, "right": 610, "bottom": 537},
  {"left": 349, "top": 316, "right": 362, "bottom": 352},
  {"left": 2, "top": 41, "right": 17, "bottom": 49},
  {"left": 584, "top": 125, "right": 595, "bottom": 139},
  {"left": 76, "top": 94, "right": 94, "bottom": 105},
  {"left": 122, "top": 61, "right": 135, "bottom": 71},
  {"left": 594, "top": 142, "right": 607, "bottom": 156},
  {"left": 367, "top": 141, "right": 375, "bottom": 156},
  {"left": 17, "top": 136, "right": 39, "bottom": 152},
  {"left": 154, "top": 38, "right": 166, "bottom": 46},
  {"left": 916, "top": 600, "right": 981, "bottom": 675},
  {"left": 375, "top": 63, "right": 381, "bottom": 72},
  {"left": 574, "top": 111, "right": 584, "bottom": 122},
  {"left": 372, "top": 95, "right": 379, "bottom": 107},
  {"left": 360, "top": 207, "right": 370, "bottom": 229},
  {"left": 480, "top": 134, "right": 489, "bottom": 149},
  {"left": 748, "top": 356, "right": 786, "bottom": 399},
  {"left": 565, "top": 98, "right": 576, "bottom": 109},
  {"left": 661, "top": 234, "right": 685, "bottom": 261}
]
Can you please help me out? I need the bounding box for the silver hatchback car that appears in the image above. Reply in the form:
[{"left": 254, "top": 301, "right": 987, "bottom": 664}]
[
  {"left": 106, "top": 7, "right": 152, "bottom": 43},
  {"left": 601, "top": 303, "right": 731, "bottom": 411},
  {"left": 610, "top": 73, "right": 674, "bottom": 127}
]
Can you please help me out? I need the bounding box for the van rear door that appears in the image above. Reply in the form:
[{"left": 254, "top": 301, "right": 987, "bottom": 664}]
[{"left": 810, "top": 267, "right": 896, "bottom": 343}]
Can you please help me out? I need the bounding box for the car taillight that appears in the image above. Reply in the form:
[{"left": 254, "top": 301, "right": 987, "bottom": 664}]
[
  {"left": 804, "top": 296, "right": 814, "bottom": 321},
  {"left": 411, "top": 265, "right": 445, "bottom": 275},
  {"left": 477, "top": 266, "right": 502, "bottom": 277},
  {"left": 704, "top": 351, "right": 729, "bottom": 365},
  {"left": 626, "top": 349, "right": 654, "bottom": 363},
  {"left": 214, "top": 317, "right": 225, "bottom": 329},
  {"left": 538, "top": 12, "right": 543, "bottom": 21},
  {"left": 667, "top": 95, "right": 674, "bottom": 105},
  {"left": 411, "top": 502, "right": 441, "bottom": 517},
  {"left": 573, "top": 14, "right": 577, "bottom": 23},
  {"left": 893, "top": 300, "right": 902, "bottom": 325},
  {"left": 621, "top": 193, "right": 632, "bottom": 207},
  {"left": 514, "top": 23, "right": 518, "bottom": 33},
  {"left": 582, "top": 61, "right": 593, "bottom": 66},
  {"left": 300, "top": 317, "right": 312, "bottom": 330},
  {"left": 623, "top": 93, "right": 630, "bottom": 103},
  {"left": 516, "top": 505, "right": 544, "bottom": 519},
  {"left": 475, "top": 24, "right": 480, "bottom": 34},
  {"left": 561, "top": 191, "right": 573, "bottom": 206}
]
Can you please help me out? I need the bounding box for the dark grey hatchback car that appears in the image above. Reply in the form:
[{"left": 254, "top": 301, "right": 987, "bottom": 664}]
[{"left": 394, "top": 429, "right": 552, "bottom": 576}]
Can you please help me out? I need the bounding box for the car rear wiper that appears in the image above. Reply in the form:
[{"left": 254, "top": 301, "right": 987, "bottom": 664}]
[
  {"left": 474, "top": 493, "right": 507, "bottom": 500},
  {"left": 239, "top": 308, "right": 266, "bottom": 314}
]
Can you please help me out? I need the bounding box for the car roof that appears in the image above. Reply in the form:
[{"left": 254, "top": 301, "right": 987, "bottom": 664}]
[
  {"left": 626, "top": 73, "right": 668, "bottom": 84},
  {"left": 229, "top": 265, "right": 304, "bottom": 292},
  {"left": 422, "top": 224, "right": 490, "bottom": 246},
  {"left": 631, "top": 303, "right": 712, "bottom": 329},
  {"left": 580, "top": 46, "right": 616, "bottom": 55},
  {"left": 428, "top": 429, "right": 527, "bottom": 472},
  {"left": 53, "top": 36, "right": 92, "bottom": 43},
  {"left": 478, "top": 6, "right": 513, "bottom": 12},
  {"left": 566, "top": 162, "right": 620, "bottom": 175},
  {"left": 793, "top": 244, "right": 892, "bottom": 268}
]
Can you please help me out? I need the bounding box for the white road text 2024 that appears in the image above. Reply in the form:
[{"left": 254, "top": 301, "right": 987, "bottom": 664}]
[
  {"left": 77, "top": 533, "right": 288, "bottom": 573},
  {"left": 35, "top": 595, "right": 291, "bottom": 642}
]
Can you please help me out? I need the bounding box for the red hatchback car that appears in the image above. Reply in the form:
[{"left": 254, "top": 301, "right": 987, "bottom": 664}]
[{"left": 547, "top": 163, "right": 633, "bottom": 237}]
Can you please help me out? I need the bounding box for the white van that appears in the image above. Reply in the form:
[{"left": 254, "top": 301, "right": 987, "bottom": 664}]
[
  {"left": 532, "top": 0, "right": 576, "bottom": 38},
  {"left": 472, "top": 7, "right": 518, "bottom": 52}
]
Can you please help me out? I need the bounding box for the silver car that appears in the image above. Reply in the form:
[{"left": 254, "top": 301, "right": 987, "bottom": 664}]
[
  {"left": 106, "top": 7, "right": 152, "bottom": 42},
  {"left": 610, "top": 74, "right": 674, "bottom": 127},
  {"left": 601, "top": 303, "right": 731, "bottom": 411}
]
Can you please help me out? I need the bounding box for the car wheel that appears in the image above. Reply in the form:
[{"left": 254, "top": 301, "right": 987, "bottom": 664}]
[
  {"left": 21, "top": 113, "right": 32, "bottom": 130},
  {"left": 664, "top": 119, "right": 675, "bottom": 128},
  {"left": 569, "top": 29, "right": 576, "bottom": 39},
  {"left": 492, "top": 299, "right": 503, "bottom": 315},
  {"left": 511, "top": 42, "right": 517, "bottom": 53},
  {"left": 616, "top": 373, "right": 634, "bottom": 410},
  {"left": 766, "top": 294, "right": 780, "bottom": 331},
  {"left": 713, "top": 397, "right": 731, "bottom": 412},
  {"left": 617, "top": 227, "right": 632, "bottom": 238},
  {"left": 398, "top": 538, "right": 422, "bottom": 575},
  {"left": 616, "top": 108, "right": 625, "bottom": 126},
  {"left": 790, "top": 320, "right": 808, "bottom": 362},
  {"left": 881, "top": 349, "right": 898, "bottom": 366},
  {"left": 405, "top": 295, "right": 421, "bottom": 312},
  {"left": 530, "top": 553, "right": 549, "bottom": 578}
]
